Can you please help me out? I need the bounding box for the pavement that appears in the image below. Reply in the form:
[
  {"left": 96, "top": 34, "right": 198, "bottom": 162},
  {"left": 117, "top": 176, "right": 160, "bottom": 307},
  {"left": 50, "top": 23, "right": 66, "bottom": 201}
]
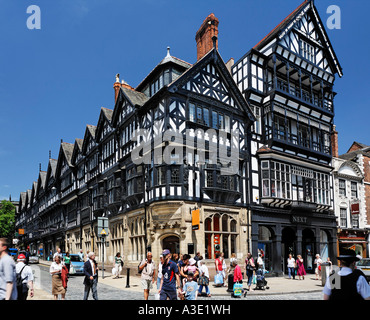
[{"left": 32, "top": 259, "right": 325, "bottom": 300}]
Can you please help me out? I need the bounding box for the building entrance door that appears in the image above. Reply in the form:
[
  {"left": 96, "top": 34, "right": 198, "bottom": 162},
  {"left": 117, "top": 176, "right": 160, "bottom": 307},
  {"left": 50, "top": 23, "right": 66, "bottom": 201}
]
[
  {"left": 303, "top": 228, "right": 315, "bottom": 273},
  {"left": 162, "top": 236, "right": 180, "bottom": 254}
]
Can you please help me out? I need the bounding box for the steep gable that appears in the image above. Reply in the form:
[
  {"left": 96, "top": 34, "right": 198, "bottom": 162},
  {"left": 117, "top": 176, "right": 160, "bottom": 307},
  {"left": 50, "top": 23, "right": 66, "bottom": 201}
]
[
  {"left": 169, "top": 48, "right": 255, "bottom": 123},
  {"left": 254, "top": 0, "right": 342, "bottom": 78}
]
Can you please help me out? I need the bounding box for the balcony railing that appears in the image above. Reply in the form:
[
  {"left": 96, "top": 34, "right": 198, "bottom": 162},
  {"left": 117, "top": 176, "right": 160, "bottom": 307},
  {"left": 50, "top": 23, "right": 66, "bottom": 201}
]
[
  {"left": 265, "top": 126, "right": 331, "bottom": 155},
  {"left": 268, "top": 78, "right": 333, "bottom": 113}
]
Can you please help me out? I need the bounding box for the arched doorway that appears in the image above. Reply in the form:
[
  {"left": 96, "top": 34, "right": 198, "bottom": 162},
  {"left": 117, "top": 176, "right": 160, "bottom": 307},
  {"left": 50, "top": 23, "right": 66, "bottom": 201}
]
[
  {"left": 302, "top": 228, "right": 315, "bottom": 273},
  {"left": 282, "top": 227, "right": 296, "bottom": 274},
  {"left": 162, "top": 235, "right": 180, "bottom": 254}
]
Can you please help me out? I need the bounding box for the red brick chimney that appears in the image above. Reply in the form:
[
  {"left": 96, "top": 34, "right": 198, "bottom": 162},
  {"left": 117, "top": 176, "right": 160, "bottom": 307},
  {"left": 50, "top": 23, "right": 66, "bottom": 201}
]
[
  {"left": 331, "top": 125, "right": 338, "bottom": 158},
  {"left": 114, "top": 73, "right": 135, "bottom": 102},
  {"left": 195, "top": 13, "right": 219, "bottom": 61}
]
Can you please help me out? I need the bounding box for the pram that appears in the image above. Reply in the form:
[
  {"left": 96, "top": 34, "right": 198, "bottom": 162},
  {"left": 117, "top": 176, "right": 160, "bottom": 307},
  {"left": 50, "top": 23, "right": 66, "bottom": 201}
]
[{"left": 254, "top": 268, "right": 269, "bottom": 290}]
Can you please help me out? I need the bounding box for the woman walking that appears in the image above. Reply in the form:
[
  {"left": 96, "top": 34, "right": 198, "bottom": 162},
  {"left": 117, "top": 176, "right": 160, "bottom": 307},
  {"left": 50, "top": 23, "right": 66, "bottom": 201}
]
[
  {"left": 296, "top": 255, "right": 306, "bottom": 280},
  {"left": 245, "top": 253, "right": 255, "bottom": 291},
  {"left": 50, "top": 255, "right": 66, "bottom": 300},
  {"left": 113, "top": 252, "right": 123, "bottom": 279}
]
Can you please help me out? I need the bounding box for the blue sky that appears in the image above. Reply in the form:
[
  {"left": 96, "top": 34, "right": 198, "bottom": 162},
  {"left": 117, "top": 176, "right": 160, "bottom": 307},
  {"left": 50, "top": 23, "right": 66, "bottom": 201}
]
[{"left": 0, "top": 0, "right": 369, "bottom": 201}]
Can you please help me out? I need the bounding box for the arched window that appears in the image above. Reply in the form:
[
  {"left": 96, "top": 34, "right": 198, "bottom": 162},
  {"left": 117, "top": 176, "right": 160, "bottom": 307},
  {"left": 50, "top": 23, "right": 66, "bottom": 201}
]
[{"left": 204, "top": 213, "right": 238, "bottom": 259}]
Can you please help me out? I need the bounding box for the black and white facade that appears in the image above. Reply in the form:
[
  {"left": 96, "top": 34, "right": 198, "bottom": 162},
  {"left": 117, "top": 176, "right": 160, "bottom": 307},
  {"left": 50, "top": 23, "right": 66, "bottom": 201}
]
[{"left": 231, "top": 0, "right": 342, "bottom": 275}]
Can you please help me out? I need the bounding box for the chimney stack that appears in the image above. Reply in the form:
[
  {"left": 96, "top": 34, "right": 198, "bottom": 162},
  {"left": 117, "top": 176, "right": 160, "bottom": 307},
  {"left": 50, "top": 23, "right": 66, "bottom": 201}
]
[
  {"left": 114, "top": 73, "right": 135, "bottom": 102},
  {"left": 195, "top": 13, "right": 219, "bottom": 61},
  {"left": 331, "top": 125, "right": 338, "bottom": 158}
]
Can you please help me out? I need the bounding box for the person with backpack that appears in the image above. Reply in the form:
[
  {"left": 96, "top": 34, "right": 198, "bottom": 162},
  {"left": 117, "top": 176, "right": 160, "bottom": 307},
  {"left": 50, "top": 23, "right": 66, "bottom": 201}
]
[{"left": 15, "top": 253, "right": 34, "bottom": 300}]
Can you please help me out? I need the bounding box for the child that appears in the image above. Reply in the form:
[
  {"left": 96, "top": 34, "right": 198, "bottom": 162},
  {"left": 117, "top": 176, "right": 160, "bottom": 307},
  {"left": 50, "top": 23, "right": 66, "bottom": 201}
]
[
  {"left": 181, "top": 272, "right": 198, "bottom": 300},
  {"left": 182, "top": 258, "right": 198, "bottom": 287}
]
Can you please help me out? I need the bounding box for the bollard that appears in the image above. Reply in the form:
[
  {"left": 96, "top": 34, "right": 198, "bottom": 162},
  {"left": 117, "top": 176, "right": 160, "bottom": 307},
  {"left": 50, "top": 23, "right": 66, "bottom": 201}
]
[{"left": 126, "top": 268, "right": 130, "bottom": 288}]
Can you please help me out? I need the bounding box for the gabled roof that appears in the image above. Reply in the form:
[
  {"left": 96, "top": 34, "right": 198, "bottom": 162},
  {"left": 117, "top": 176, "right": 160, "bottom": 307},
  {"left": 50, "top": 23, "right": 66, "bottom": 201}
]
[
  {"left": 95, "top": 107, "right": 114, "bottom": 142},
  {"left": 35, "top": 171, "right": 47, "bottom": 199},
  {"left": 71, "top": 138, "right": 84, "bottom": 164},
  {"left": 135, "top": 47, "right": 192, "bottom": 92},
  {"left": 45, "top": 158, "right": 57, "bottom": 189},
  {"left": 30, "top": 181, "right": 38, "bottom": 204},
  {"left": 253, "top": 0, "right": 343, "bottom": 77},
  {"left": 254, "top": 0, "right": 309, "bottom": 51},
  {"left": 112, "top": 87, "right": 149, "bottom": 126},
  {"left": 19, "top": 192, "right": 27, "bottom": 210},
  {"left": 55, "top": 142, "right": 74, "bottom": 179},
  {"left": 168, "top": 47, "right": 256, "bottom": 123},
  {"left": 82, "top": 124, "right": 97, "bottom": 154}
]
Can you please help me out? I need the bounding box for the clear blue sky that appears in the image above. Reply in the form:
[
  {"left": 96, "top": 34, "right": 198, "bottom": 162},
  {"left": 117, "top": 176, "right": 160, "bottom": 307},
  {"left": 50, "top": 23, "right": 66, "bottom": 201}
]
[{"left": 0, "top": 0, "right": 369, "bottom": 201}]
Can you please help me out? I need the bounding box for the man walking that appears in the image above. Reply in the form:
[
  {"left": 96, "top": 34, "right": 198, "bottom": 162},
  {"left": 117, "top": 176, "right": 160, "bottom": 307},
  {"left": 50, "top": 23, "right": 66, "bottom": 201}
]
[
  {"left": 158, "top": 249, "right": 181, "bottom": 300},
  {"left": 139, "top": 252, "right": 156, "bottom": 300},
  {"left": 83, "top": 252, "right": 98, "bottom": 300},
  {"left": 15, "top": 253, "right": 34, "bottom": 300},
  {"left": 0, "top": 238, "right": 17, "bottom": 300},
  {"left": 323, "top": 248, "right": 370, "bottom": 300}
]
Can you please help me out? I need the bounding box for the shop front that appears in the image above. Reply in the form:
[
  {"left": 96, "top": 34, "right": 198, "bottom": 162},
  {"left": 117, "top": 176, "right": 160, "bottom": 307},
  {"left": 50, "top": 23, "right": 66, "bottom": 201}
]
[
  {"left": 251, "top": 206, "right": 338, "bottom": 276},
  {"left": 337, "top": 229, "right": 368, "bottom": 258}
]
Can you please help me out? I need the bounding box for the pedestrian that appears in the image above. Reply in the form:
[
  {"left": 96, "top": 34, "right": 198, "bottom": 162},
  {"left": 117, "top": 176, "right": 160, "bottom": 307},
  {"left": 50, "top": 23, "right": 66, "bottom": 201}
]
[
  {"left": 78, "top": 249, "right": 84, "bottom": 262},
  {"left": 178, "top": 254, "right": 190, "bottom": 287},
  {"left": 245, "top": 253, "right": 255, "bottom": 291},
  {"left": 231, "top": 259, "right": 244, "bottom": 297},
  {"left": 53, "top": 248, "right": 63, "bottom": 261},
  {"left": 185, "top": 258, "right": 198, "bottom": 277},
  {"left": 83, "top": 251, "right": 98, "bottom": 300},
  {"left": 194, "top": 252, "right": 201, "bottom": 263},
  {"left": 197, "top": 258, "right": 211, "bottom": 297},
  {"left": 0, "top": 238, "right": 18, "bottom": 300},
  {"left": 323, "top": 248, "right": 370, "bottom": 300},
  {"left": 50, "top": 255, "right": 66, "bottom": 300},
  {"left": 287, "top": 254, "right": 296, "bottom": 279},
  {"left": 214, "top": 253, "right": 223, "bottom": 285},
  {"left": 158, "top": 249, "right": 181, "bottom": 300},
  {"left": 15, "top": 253, "right": 34, "bottom": 300},
  {"left": 113, "top": 252, "right": 123, "bottom": 279},
  {"left": 139, "top": 252, "right": 156, "bottom": 300},
  {"left": 181, "top": 272, "right": 198, "bottom": 300},
  {"left": 172, "top": 253, "right": 179, "bottom": 263},
  {"left": 314, "top": 254, "right": 323, "bottom": 280},
  {"left": 221, "top": 252, "right": 228, "bottom": 286},
  {"left": 64, "top": 252, "right": 71, "bottom": 274},
  {"left": 326, "top": 257, "right": 333, "bottom": 273},
  {"left": 156, "top": 254, "right": 164, "bottom": 290},
  {"left": 296, "top": 255, "right": 306, "bottom": 280}
]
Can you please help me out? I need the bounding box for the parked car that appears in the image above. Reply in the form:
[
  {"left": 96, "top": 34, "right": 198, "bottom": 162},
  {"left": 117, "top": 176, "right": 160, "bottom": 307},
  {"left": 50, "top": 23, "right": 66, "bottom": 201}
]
[
  {"left": 68, "top": 254, "right": 85, "bottom": 275},
  {"left": 28, "top": 253, "right": 39, "bottom": 264},
  {"left": 356, "top": 258, "right": 370, "bottom": 282}
]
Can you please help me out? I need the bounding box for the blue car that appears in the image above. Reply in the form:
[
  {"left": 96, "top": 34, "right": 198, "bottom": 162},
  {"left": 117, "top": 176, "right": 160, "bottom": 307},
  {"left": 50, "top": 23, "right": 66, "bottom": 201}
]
[{"left": 68, "top": 254, "right": 85, "bottom": 275}]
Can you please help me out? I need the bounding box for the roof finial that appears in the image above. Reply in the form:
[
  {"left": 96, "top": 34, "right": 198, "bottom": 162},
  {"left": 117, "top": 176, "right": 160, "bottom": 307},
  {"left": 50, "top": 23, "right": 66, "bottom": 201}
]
[
  {"left": 115, "top": 73, "right": 120, "bottom": 83},
  {"left": 166, "top": 46, "right": 171, "bottom": 58}
]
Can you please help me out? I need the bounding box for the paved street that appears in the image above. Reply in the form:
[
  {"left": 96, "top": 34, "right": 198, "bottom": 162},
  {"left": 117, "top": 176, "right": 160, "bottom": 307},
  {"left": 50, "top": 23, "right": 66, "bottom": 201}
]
[{"left": 31, "top": 262, "right": 325, "bottom": 301}]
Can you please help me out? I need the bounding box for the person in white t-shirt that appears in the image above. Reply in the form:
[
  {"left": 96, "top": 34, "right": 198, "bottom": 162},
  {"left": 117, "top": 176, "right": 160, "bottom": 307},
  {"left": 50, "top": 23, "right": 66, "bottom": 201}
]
[{"left": 287, "top": 254, "right": 296, "bottom": 280}]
